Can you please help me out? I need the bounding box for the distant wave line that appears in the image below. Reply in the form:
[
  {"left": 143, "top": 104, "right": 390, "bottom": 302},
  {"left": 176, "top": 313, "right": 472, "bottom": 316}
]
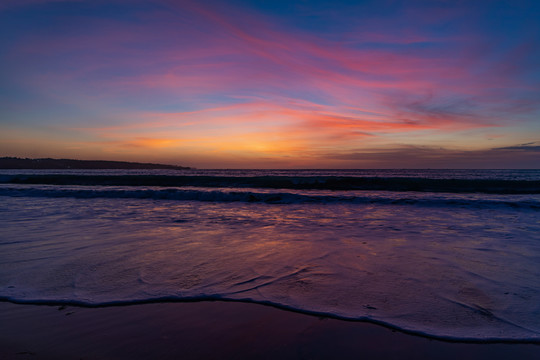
[{"left": 1, "top": 174, "right": 539, "bottom": 194}]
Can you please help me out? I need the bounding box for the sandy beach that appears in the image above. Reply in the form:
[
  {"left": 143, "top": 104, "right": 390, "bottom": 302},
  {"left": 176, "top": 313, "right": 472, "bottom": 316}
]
[{"left": 1, "top": 300, "right": 539, "bottom": 359}]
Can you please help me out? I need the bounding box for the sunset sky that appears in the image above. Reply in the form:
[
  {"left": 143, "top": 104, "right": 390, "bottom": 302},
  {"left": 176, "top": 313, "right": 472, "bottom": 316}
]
[{"left": 1, "top": 0, "right": 539, "bottom": 168}]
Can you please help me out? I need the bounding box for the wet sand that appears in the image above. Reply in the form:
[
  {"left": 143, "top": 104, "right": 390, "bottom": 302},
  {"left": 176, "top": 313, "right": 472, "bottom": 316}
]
[{"left": 1, "top": 301, "right": 539, "bottom": 359}]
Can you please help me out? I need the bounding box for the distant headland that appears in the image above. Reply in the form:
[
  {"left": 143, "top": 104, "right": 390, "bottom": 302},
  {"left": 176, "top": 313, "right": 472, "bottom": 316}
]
[{"left": 0, "top": 157, "right": 191, "bottom": 170}]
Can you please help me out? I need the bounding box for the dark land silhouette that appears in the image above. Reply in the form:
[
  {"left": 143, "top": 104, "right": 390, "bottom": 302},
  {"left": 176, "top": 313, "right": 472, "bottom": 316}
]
[{"left": 0, "top": 157, "right": 190, "bottom": 170}]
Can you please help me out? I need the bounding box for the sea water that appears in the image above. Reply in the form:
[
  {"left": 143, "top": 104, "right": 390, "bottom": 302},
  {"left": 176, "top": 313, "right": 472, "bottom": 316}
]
[{"left": 0, "top": 169, "right": 539, "bottom": 341}]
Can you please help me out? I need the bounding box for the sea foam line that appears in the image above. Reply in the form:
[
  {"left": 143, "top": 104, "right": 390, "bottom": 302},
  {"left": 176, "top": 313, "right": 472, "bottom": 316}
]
[{"left": 1, "top": 296, "right": 539, "bottom": 344}]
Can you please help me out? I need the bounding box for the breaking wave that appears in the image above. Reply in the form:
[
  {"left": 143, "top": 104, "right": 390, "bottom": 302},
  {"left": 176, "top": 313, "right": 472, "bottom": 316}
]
[{"left": 1, "top": 186, "right": 539, "bottom": 210}]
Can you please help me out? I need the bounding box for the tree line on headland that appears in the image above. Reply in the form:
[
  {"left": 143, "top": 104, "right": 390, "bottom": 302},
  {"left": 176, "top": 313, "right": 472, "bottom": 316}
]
[{"left": 0, "top": 157, "right": 191, "bottom": 170}]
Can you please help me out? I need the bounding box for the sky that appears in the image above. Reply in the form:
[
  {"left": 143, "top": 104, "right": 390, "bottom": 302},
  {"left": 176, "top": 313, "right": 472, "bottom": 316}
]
[{"left": 1, "top": 0, "right": 539, "bottom": 168}]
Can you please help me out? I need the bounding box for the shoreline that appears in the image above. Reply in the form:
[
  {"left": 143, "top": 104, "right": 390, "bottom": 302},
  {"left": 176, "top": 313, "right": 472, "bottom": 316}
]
[
  {"left": 1, "top": 300, "right": 539, "bottom": 359},
  {"left": 2, "top": 298, "right": 540, "bottom": 345}
]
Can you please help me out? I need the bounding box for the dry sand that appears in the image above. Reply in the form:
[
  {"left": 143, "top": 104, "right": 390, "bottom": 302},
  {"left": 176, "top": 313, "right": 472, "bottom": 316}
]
[{"left": 1, "top": 301, "right": 539, "bottom": 359}]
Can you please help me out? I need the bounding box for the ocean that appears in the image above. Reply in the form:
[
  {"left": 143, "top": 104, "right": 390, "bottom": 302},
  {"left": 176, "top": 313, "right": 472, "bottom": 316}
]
[{"left": 1, "top": 169, "right": 539, "bottom": 342}]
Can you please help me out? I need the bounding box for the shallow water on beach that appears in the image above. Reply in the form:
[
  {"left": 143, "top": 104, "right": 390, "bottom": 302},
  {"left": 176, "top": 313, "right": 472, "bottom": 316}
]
[{"left": 1, "top": 170, "right": 539, "bottom": 341}]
